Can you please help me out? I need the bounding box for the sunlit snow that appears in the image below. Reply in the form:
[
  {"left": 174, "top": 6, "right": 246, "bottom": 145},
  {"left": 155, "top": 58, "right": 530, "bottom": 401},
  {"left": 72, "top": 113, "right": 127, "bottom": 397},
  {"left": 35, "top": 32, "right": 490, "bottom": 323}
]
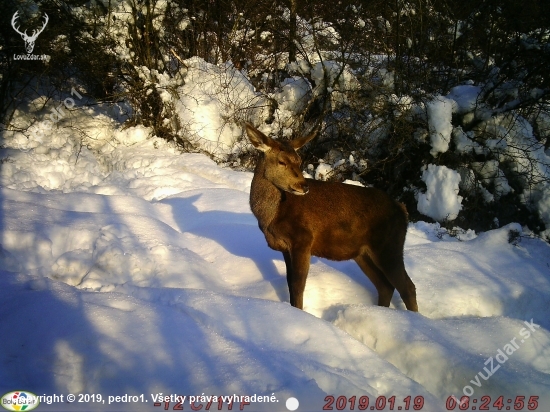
[{"left": 1, "top": 88, "right": 549, "bottom": 412}]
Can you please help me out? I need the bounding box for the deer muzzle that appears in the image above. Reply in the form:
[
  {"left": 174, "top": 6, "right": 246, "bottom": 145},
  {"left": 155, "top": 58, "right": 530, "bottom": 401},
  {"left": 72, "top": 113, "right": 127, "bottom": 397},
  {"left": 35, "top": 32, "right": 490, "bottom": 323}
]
[{"left": 290, "top": 182, "right": 309, "bottom": 195}]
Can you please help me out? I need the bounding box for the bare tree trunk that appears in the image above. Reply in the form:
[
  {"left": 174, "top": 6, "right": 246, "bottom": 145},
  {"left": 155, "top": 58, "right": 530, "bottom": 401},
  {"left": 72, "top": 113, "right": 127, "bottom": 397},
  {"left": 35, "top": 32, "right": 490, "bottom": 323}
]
[{"left": 289, "top": 0, "right": 297, "bottom": 63}]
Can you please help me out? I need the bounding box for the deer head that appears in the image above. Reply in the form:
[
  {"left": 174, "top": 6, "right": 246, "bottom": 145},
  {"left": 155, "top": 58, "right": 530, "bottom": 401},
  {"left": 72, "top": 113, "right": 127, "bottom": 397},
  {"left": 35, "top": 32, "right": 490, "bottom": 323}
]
[
  {"left": 245, "top": 122, "right": 318, "bottom": 195},
  {"left": 11, "top": 11, "right": 49, "bottom": 54}
]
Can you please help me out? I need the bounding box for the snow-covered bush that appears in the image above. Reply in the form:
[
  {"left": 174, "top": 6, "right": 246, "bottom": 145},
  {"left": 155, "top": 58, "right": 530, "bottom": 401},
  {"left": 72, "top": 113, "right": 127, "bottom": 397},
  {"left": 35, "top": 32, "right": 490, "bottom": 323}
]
[
  {"left": 417, "top": 165, "right": 463, "bottom": 222},
  {"left": 175, "top": 57, "right": 267, "bottom": 157},
  {"left": 2, "top": 0, "right": 549, "bottom": 238}
]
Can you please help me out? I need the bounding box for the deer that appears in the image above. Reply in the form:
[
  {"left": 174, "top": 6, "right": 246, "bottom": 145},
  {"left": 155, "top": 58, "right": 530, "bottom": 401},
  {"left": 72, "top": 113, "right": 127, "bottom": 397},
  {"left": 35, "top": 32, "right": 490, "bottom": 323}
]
[
  {"left": 245, "top": 122, "right": 418, "bottom": 312},
  {"left": 11, "top": 11, "right": 49, "bottom": 54}
]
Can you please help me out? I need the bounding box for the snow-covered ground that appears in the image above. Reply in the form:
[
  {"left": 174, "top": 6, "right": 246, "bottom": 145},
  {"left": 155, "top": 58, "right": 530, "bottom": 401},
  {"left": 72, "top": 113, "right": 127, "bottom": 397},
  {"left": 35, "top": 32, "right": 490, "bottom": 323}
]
[{"left": 1, "top": 101, "right": 550, "bottom": 411}]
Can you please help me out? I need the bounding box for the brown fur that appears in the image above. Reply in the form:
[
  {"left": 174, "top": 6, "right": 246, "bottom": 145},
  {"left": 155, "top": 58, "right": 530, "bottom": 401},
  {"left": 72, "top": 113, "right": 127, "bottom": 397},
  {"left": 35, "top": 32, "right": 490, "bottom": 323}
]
[{"left": 246, "top": 123, "right": 418, "bottom": 311}]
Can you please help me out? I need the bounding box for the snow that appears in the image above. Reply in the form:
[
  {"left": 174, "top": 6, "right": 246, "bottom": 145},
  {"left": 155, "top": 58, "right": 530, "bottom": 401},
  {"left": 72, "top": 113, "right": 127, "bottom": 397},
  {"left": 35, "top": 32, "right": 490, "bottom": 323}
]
[
  {"left": 1, "top": 95, "right": 550, "bottom": 411},
  {"left": 276, "top": 77, "right": 312, "bottom": 115},
  {"left": 472, "top": 160, "right": 513, "bottom": 199},
  {"left": 310, "top": 61, "right": 360, "bottom": 110},
  {"left": 474, "top": 112, "right": 550, "bottom": 235},
  {"left": 427, "top": 96, "right": 454, "bottom": 157},
  {"left": 447, "top": 85, "right": 482, "bottom": 114},
  {"left": 453, "top": 126, "right": 482, "bottom": 155},
  {"left": 417, "top": 164, "right": 463, "bottom": 221},
  {"left": 314, "top": 162, "right": 333, "bottom": 181},
  {"left": 175, "top": 57, "right": 267, "bottom": 157},
  {"left": 446, "top": 85, "right": 550, "bottom": 230}
]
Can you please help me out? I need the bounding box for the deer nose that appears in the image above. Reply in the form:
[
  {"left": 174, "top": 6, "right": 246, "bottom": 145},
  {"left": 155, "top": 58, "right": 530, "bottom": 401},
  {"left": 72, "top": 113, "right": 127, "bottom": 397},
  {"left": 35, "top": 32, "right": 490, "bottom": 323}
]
[
  {"left": 289, "top": 181, "right": 309, "bottom": 195},
  {"left": 296, "top": 183, "right": 309, "bottom": 195}
]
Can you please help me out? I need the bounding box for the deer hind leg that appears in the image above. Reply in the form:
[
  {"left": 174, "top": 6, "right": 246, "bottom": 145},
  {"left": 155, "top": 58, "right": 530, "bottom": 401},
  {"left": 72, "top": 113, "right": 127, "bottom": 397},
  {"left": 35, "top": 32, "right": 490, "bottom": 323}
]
[
  {"left": 373, "top": 253, "right": 418, "bottom": 312},
  {"left": 283, "top": 246, "right": 311, "bottom": 310},
  {"left": 398, "top": 268, "right": 418, "bottom": 312},
  {"left": 354, "top": 254, "right": 395, "bottom": 307}
]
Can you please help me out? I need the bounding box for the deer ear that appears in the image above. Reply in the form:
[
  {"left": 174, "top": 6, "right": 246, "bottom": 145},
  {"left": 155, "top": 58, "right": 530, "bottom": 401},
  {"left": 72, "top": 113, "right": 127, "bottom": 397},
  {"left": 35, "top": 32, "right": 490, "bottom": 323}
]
[
  {"left": 290, "top": 126, "right": 320, "bottom": 150},
  {"left": 245, "top": 123, "right": 275, "bottom": 152}
]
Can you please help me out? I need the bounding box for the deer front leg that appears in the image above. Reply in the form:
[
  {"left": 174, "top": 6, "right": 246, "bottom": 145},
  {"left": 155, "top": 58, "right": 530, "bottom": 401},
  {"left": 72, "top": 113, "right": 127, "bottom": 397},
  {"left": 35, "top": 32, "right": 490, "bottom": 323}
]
[
  {"left": 284, "top": 244, "right": 311, "bottom": 310},
  {"left": 282, "top": 251, "right": 293, "bottom": 303}
]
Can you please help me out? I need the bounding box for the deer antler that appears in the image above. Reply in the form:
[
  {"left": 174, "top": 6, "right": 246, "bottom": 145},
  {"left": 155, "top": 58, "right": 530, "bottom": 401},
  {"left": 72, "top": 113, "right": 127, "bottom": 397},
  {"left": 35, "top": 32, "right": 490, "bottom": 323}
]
[
  {"left": 11, "top": 11, "right": 28, "bottom": 38},
  {"left": 28, "top": 13, "right": 49, "bottom": 41}
]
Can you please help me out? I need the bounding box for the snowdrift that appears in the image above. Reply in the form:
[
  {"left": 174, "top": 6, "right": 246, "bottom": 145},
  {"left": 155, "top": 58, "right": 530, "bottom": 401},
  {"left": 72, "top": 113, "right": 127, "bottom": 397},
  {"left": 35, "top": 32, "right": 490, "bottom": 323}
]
[{"left": 1, "top": 96, "right": 550, "bottom": 411}]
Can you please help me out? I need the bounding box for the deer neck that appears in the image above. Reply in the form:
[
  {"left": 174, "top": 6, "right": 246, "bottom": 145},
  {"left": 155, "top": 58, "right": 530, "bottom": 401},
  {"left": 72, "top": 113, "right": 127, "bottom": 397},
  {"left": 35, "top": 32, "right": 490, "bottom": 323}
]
[{"left": 250, "top": 154, "right": 283, "bottom": 231}]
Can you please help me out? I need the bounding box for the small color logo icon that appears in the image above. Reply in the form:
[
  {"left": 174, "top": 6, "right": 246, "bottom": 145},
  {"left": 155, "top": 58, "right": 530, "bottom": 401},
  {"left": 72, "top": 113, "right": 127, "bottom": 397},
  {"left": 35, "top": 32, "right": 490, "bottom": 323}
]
[{"left": 1, "top": 392, "right": 40, "bottom": 411}]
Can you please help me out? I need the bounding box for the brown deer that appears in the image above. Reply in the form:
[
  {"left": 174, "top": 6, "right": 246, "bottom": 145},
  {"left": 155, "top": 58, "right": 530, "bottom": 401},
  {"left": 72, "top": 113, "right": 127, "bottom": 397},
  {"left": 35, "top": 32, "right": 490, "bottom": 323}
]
[{"left": 245, "top": 122, "right": 418, "bottom": 311}]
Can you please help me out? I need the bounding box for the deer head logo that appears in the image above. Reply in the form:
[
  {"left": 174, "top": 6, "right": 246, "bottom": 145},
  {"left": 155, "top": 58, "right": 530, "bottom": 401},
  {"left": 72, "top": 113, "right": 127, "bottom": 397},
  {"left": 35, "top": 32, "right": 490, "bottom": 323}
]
[{"left": 11, "top": 11, "right": 49, "bottom": 54}]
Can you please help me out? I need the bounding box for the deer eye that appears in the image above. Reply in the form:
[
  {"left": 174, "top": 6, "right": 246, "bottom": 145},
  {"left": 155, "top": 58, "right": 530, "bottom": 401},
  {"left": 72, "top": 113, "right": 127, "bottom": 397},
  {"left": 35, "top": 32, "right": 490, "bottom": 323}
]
[{"left": 278, "top": 160, "right": 286, "bottom": 167}]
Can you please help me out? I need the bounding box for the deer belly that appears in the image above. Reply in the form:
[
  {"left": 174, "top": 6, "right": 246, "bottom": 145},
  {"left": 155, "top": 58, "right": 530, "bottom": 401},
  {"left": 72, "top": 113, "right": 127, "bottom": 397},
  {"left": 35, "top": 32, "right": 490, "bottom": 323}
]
[{"left": 311, "top": 228, "right": 362, "bottom": 261}]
